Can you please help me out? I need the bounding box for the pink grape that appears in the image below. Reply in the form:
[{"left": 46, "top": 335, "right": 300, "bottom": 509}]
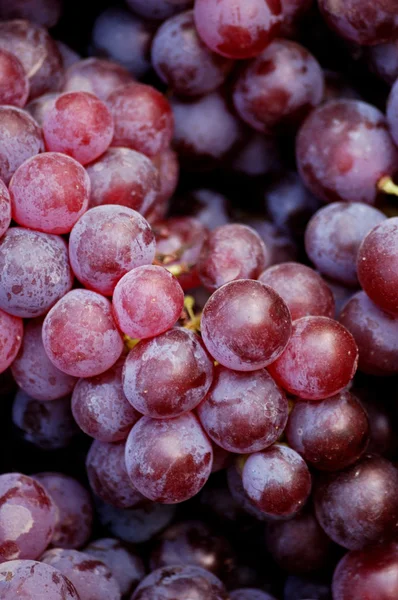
[
  {"left": 0, "top": 228, "right": 73, "bottom": 318},
  {"left": 10, "top": 152, "right": 90, "bottom": 234},
  {"left": 108, "top": 82, "right": 174, "bottom": 157},
  {"left": 11, "top": 318, "right": 76, "bottom": 401},
  {"left": 0, "top": 106, "right": 44, "bottom": 184},
  {"left": 63, "top": 57, "right": 132, "bottom": 100},
  {"left": 113, "top": 265, "right": 184, "bottom": 339},
  {"left": 42, "top": 289, "right": 123, "bottom": 378},
  {"left": 35, "top": 472, "right": 93, "bottom": 549},
  {"left": 197, "top": 366, "right": 288, "bottom": 453},
  {"left": 72, "top": 360, "right": 141, "bottom": 442},
  {"left": 194, "top": 0, "right": 283, "bottom": 59},
  {"left": 259, "top": 262, "right": 335, "bottom": 321},
  {"left": 43, "top": 91, "right": 114, "bottom": 165},
  {"left": 0, "top": 560, "right": 79, "bottom": 599},
  {"left": 69, "top": 205, "right": 156, "bottom": 296},
  {"left": 0, "top": 472, "right": 56, "bottom": 561},
  {"left": 0, "top": 47, "right": 29, "bottom": 106},
  {"left": 125, "top": 412, "right": 213, "bottom": 503},
  {"left": 201, "top": 279, "right": 292, "bottom": 371},
  {"left": 122, "top": 328, "right": 214, "bottom": 418},
  {"left": 86, "top": 440, "right": 146, "bottom": 508},
  {"left": 0, "top": 178, "right": 11, "bottom": 237},
  {"left": 25, "top": 91, "right": 59, "bottom": 126},
  {"left": 86, "top": 148, "right": 159, "bottom": 215},
  {"left": 268, "top": 316, "right": 358, "bottom": 400},
  {"left": 0, "top": 309, "right": 23, "bottom": 374},
  {"left": 151, "top": 148, "right": 179, "bottom": 208}
]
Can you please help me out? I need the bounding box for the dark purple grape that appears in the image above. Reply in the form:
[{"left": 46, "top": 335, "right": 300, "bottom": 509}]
[
  {"left": 125, "top": 412, "right": 213, "bottom": 503},
  {"left": 266, "top": 508, "right": 332, "bottom": 574},
  {"left": 201, "top": 279, "right": 292, "bottom": 372},
  {"left": 131, "top": 565, "right": 229, "bottom": 600},
  {"left": 339, "top": 291, "right": 398, "bottom": 376},
  {"left": 233, "top": 40, "right": 324, "bottom": 133},
  {"left": 296, "top": 100, "right": 397, "bottom": 205},
  {"left": 126, "top": 0, "right": 192, "bottom": 20},
  {"left": 286, "top": 391, "right": 369, "bottom": 471},
  {"left": 318, "top": 0, "right": 398, "bottom": 45},
  {"left": 305, "top": 202, "right": 386, "bottom": 287},
  {"left": 332, "top": 541, "right": 398, "bottom": 600},
  {"left": 242, "top": 444, "right": 312, "bottom": 518},
  {"left": 34, "top": 472, "right": 93, "bottom": 549},
  {"left": 171, "top": 189, "right": 230, "bottom": 230},
  {"left": 0, "top": 0, "right": 62, "bottom": 28},
  {"left": 230, "top": 590, "right": 276, "bottom": 600},
  {"left": 85, "top": 538, "right": 145, "bottom": 596},
  {"left": 284, "top": 575, "right": 331, "bottom": 600},
  {"left": 231, "top": 134, "right": 281, "bottom": 177},
  {"left": 355, "top": 387, "right": 398, "bottom": 457},
  {"left": 280, "top": 0, "right": 313, "bottom": 37},
  {"left": 247, "top": 219, "right": 298, "bottom": 265},
  {"left": 357, "top": 217, "right": 398, "bottom": 316},
  {"left": 259, "top": 262, "right": 335, "bottom": 321},
  {"left": 366, "top": 39, "right": 398, "bottom": 84},
  {"left": 197, "top": 366, "right": 288, "bottom": 453},
  {"left": 227, "top": 463, "right": 269, "bottom": 521},
  {"left": 314, "top": 454, "right": 398, "bottom": 550},
  {"left": 0, "top": 473, "right": 56, "bottom": 561},
  {"left": 0, "top": 559, "right": 79, "bottom": 599},
  {"left": 150, "top": 521, "right": 235, "bottom": 578}
]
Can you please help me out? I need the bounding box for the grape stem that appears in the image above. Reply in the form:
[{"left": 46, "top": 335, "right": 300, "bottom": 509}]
[
  {"left": 123, "top": 335, "right": 140, "bottom": 350},
  {"left": 180, "top": 296, "right": 202, "bottom": 332},
  {"left": 378, "top": 175, "right": 398, "bottom": 197}
]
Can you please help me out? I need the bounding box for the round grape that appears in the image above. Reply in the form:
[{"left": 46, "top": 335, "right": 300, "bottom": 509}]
[
  {"left": 63, "top": 57, "right": 132, "bottom": 100},
  {"left": 268, "top": 316, "right": 358, "bottom": 400},
  {"left": 201, "top": 279, "right": 292, "bottom": 372},
  {"left": 42, "top": 289, "right": 123, "bottom": 378},
  {"left": 230, "top": 590, "right": 276, "bottom": 600},
  {"left": 0, "top": 0, "right": 63, "bottom": 28},
  {"left": 25, "top": 91, "right": 59, "bottom": 126},
  {"left": 151, "top": 148, "right": 179, "bottom": 208},
  {"left": 0, "top": 179, "right": 11, "bottom": 237},
  {"left": 0, "top": 309, "right": 23, "bottom": 374},
  {"left": 126, "top": 0, "right": 192, "bottom": 20},
  {"left": 366, "top": 39, "right": 398, "bottom": 84},
  {"left": 43, "top": 91, "right": 114, "bottom": 165},
  {"left": 125, "top": 412, "right": 213, "bottom": 503},
  {"left": 0, "top": 47, "right": 29, "bottom": 107},
  {"left": 113, "top": 265, "right": 184, "bottom": 339},
  {"left": 0, "top": 559, "right": 79, "bottom": 599},
  {"left": 57, "top": 41, "right": 80, "bottom": 69}
]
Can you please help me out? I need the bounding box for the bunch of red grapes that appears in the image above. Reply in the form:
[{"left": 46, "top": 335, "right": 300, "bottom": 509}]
[{"left": 0, "top": 0, "right": 397, "bottom": 598}]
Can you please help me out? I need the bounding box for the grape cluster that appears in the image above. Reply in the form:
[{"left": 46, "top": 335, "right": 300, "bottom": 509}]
[{"left": 0, "top": 1, "right": 397, "bottom": 600}]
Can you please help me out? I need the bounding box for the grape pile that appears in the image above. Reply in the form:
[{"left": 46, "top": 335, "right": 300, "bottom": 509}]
[{"left": 0, "top": 1, "right": 397, "bottom": 600}]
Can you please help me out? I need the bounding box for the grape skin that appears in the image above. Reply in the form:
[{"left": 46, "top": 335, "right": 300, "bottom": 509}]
[
  {"left": 62, "top": 57, "right": 132, "bottom": 100},
  {"left": 0, "top": 560, "right": 79, "bottom": 599},
  {"left": 0, "top": 47, "right": 29, "bottom": 107},
  {"left": 0, "top": 309, "right": 23, "bottom": 374}
]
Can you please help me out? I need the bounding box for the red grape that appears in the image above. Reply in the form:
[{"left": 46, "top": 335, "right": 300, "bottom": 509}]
[
  {"left": 34, "top": 472, "right": 93, "bottom": 549},
  {"left": 201, "top": 280, "right": 292, "bottom": 371},
  {"left": 10, "top": 152, "right": 90, "bottom": 234},
  {"left": 259, "top": 262, "right": 335, "bottom": 320},
  {"left": 296, "top": 100, "right": 398, "bottom": 205},
  {"left": 318, "top": 0, "right": 398, "bottom": 45},
  {"left": 0, "top": 559, "right": 79, "bottom": 599},
  {"left": 125, "top": 412, "right": 213, "bottom": 503},
  {"left": 340, "top": 291, "right": 398, "bottom": 376},
  {"left": 69, "top": 205, "right": 156, "bottom": 296},
  {"left": 86, "top": 148, "right": 159, "bottom": 215},
  {"left": 85, "top": 538, "right": 145, "bottom": 596},
  {"left": 108, "top": 82, "right": 173, "bottom": 158},
  {"left": 91, "top": 7, "right": 154, "bottom": 79},
  {"left": 0, "top": 228, "right": 73, "bottom": 318},
  {"left": 357, "top": 217, "right": 398, "bottom": 316},
  {"left": 112, "top": 265, "right": 184, "bottom": 339},
  {"left": 0, "top": 472, "right": 56, "bottom": 561},
  {"left": 0, "top": 19, "right": 63, "bottom": 99},
  {"left": 86, "top": 440, "right": 146, "bottom": 508},
  {"left": 242, "top": 444, "right": 312, "bottom": 518},
  {"left": 332, "top": 541, "right": 398, "bottom": 600},
  {"left": 197, "top": 366, "right": 288, "bottom": 453},
  {"left": 198, "top": 224, "right": 268, "bottom": 291},
  {"left": 305, "top": 202, "right": 386, "bottom": 287},
  {"left": 0, "top": 0, "right": 62, "bottom": 28},
  {"left": 0, "top": 47, "right": 29, "bottom": 107},
  {"left": 72, "top": 360, "right": 141, "bottom": 442},
  {"left": 286, "top": 391, "right": 369, "bottom": 471},
  {"left": 126, "top": 0, "right": 192, "bottom": 20},
  {"left": 194, "top": 0, "right": 283, "bottom": 59},
  {"left": 123, "top": 328, "right": 214, "bottom": 418},
  {"left": 131, "top": 565, "right": 229, "bottom": 600},
  {"left": 151, "top": 148, "right": 179, "bottom": 207},
  {"left": 268, "top": 316, "right": 358, "bottom": 400},
  {"left": 42, "top": 289, "right": 123, "bottom": 378},
  {"left": 43, "top": 91, "right": 114, "bottom": 165},
  {"left": 227, "top": 463, "right": 269, "bottom": 521},
  {"left": 314, "top": 454, "right": 398, "bottom": 550},
  {"left": 0, "top": 106, "right": 44, "bottom": 184},
  {"left": 11, "top": 318, "right": 76, "bottom": 401},
  {"left": 63, "top": 57, "right": 132, "bottom": 101},
  {"left": 0, "top": 309, "right": 22, "bottom": 374},
  {"left": 0, "top": 178, "right": 11, "bottom": 237},
  {"left": 266, "top": 508, "right": 332, "bottom": 574},
  {"left": 233, "top": 39, "right": 324, "bottom": 134},
  {"left": 25, "top": 91, "right": 58, "bottom": 126},
  {"left": 211, "top": 442, "right": 232, "bottom": 473},
  {"left": 42, "top": 548, "right": 121, "bottom": 600},
  {"left": 151, "top": 10, "right": 233, "bottom": 97},
  {"left": 12, "top": 391, "right": 78, "bottom": 450}
]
